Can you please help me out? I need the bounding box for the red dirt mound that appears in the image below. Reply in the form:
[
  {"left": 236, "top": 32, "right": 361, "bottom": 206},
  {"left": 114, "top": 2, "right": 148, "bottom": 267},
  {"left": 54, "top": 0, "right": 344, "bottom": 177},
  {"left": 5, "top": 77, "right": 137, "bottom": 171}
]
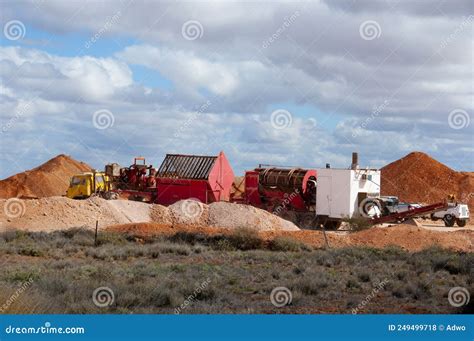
[
  {"left": 381, "top": 152, "right": 474, "bottom": 210},
  {"left": 105, "top": 222, "right": 473, "bottom": 252},
  {"left": 0, "top": 154, "right": 91, "bottom": 199}
]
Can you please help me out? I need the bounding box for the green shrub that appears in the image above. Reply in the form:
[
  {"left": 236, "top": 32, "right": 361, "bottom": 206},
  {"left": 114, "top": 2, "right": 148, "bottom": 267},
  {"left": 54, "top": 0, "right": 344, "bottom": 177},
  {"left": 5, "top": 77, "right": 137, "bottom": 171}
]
[
  {"left": 227, "top": 228, "right": 264, "bottom": 251},
  {"left": 294, "top": 276, "right": 329, "bottom": 295},
  {"left": 157, "top": 243, "right": 191, "bottom": 256},
  {"left": 346, "top": 278, "right": 361, "bottom": 289},
  {"left": 357, "top": 272, "right": 371, "bottom": 283},
  {"left": 269, "top": 236, "right": 306, "bottom": 252},
  {"left": 18, "top": 245, "right": 44, "bottom": 257}
]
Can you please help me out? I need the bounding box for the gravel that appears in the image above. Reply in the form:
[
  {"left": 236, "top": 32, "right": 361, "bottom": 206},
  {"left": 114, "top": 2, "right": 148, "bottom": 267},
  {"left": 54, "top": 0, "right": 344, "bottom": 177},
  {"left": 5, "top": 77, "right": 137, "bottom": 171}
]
[
  {"left": 209, "top": 201, "right": 300, "bottom": 231},
  {"left": 0, "top": 197, "right": 299, "bottom": 232}
]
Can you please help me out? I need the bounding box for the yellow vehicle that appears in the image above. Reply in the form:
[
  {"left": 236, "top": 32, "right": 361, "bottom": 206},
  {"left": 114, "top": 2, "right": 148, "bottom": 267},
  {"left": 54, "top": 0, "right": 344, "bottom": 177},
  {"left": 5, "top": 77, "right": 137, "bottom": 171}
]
[{"left": 66, "top": 171, "right": 111, "bottom": 199}]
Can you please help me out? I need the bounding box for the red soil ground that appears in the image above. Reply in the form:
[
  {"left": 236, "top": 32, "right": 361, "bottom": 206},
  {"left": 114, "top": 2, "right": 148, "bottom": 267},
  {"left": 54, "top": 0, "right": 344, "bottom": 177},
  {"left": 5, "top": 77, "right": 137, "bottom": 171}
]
[{"left": 107, "top": 222, "right": 473, "bottom": 252}]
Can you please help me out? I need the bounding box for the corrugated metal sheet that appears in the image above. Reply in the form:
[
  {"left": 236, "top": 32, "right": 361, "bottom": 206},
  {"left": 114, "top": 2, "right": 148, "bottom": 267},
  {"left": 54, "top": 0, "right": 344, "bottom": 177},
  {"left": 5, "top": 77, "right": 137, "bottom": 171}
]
[{"left": 156, "top": 154, "right": 217, "bottom": 180}]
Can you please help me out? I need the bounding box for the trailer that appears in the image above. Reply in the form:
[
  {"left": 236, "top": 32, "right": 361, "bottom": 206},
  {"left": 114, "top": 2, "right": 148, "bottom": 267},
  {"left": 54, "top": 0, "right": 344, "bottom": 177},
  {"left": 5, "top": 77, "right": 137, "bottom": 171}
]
[
  {"left": 237, "top": 153, "right": 382, "bottom": 229},
  {"left": 154, "top": 152, "right": 235, "bottom": 205},
  {"left": 315, "top": 167, "right": 381, "bottom": 228}
]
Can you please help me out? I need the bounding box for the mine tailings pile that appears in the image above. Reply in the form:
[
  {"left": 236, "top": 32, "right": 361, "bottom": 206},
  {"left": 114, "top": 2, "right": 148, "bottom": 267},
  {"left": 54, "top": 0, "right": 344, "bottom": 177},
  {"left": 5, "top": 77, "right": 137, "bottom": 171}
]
[
  {"left": 381, "top": 152, "right": 474, "bottom": 210},
  {"left": 0, "top": 154, "right": 91, "bottom": 199}
]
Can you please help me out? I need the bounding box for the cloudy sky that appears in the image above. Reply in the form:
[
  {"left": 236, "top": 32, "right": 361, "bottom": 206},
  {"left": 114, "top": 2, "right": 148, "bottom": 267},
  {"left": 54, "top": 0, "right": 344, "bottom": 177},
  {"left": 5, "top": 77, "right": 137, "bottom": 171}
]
[{"left": 0, "top": 0, "right": 472, "bottom": 178}]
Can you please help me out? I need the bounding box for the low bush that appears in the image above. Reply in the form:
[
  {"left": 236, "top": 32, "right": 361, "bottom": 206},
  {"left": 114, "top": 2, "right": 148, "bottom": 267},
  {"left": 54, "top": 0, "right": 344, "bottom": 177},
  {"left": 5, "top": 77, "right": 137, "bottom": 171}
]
[
  {"left": 227, "top": 228, "right": 264, "bottom": 251},
  {"left": 269, "top": 236, "right": 306, "bottom": 252}
]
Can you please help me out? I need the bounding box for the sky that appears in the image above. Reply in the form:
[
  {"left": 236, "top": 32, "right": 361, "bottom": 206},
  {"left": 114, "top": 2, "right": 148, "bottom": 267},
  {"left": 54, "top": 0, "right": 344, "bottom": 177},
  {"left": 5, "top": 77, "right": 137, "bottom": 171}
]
[{"left": 0, "top": 0, "right": 473, "bottom": 179}]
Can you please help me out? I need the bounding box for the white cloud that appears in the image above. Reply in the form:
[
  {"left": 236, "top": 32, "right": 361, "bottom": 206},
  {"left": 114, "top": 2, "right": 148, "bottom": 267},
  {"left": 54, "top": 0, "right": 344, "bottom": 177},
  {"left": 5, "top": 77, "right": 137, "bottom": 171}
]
[
  {"left": 118, "top": 45, "right": 239, "bottom": 97},
  {"left": 0, "top": 0, "right": 473, "bottom": 177},
  {"left": 0, "top": 47, "right": 133, "bottom": 102}
]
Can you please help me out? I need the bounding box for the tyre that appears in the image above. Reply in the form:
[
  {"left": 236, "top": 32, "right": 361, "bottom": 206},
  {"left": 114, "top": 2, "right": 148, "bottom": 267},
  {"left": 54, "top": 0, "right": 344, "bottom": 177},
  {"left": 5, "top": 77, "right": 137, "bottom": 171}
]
[
  {"left": 456, "top": 219, "right": 467, "bottom": 227},
  {"left": 443, "top": 214, "right": 455, "bottom": 227}
]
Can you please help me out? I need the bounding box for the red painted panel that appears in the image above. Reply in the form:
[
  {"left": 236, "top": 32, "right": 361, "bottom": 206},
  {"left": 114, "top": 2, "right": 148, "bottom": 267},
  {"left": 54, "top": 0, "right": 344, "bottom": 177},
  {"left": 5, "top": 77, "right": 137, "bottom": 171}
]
[
  {"left": 244, "top": 171, "right": 261, "bottom": 207},
  {"left": 207, "top": 151, "right": 235, "bottom": 201},
  {"left": 155, "top": 178, "right": 209, "bottom": 205}
]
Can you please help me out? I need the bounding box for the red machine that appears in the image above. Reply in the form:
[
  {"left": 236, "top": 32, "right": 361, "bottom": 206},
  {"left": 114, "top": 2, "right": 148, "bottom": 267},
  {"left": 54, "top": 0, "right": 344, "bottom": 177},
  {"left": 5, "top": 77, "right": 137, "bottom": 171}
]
[
  {"left": 154, "top": 151, "right": 235, "bottom": 205},
  {"left": 102, "top": 152, "right": 452, "bottom": 230},
  {"left": 241, "top": 167, "right": 317, "bottom": 223},
  {"left": 106, "top": 152, "right": 234, "bottom": 204},
  {"left": 117, "top": 157, "right": 156, "bottom": 191},
  {"left": 370, "top": 201, "right": 449, "bottom": 225}
]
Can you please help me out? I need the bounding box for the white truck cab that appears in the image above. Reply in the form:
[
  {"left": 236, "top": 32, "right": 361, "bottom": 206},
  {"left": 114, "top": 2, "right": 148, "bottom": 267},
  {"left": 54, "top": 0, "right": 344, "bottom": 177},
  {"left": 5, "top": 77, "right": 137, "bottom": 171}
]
[{"left": 431, "top": 203, "right": 469, "bottom": 227}]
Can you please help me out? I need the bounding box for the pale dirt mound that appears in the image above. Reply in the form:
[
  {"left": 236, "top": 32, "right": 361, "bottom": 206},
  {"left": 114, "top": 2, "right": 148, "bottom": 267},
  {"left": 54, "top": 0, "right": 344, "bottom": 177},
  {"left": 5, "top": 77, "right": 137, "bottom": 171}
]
[
  {"left": 381, "top": 152, "right": 474, "bottom": 210},
  {"left": 209, "top": 201, "right": 300, "bottom": 231},
  {"left": 0, "top": 197, "right": 298, "bottom": 232},
  {"left": 0, "top": 197, "right": 167, "bottom": 232},
  {"left": 150, "top": 205, "right": 173, "bottom": 226},
  {"left": 168, "top": 200, "right": 209, "bottom": 227},
  {"left": 0, "top": 154, "right": 91, "bottom": 199}
]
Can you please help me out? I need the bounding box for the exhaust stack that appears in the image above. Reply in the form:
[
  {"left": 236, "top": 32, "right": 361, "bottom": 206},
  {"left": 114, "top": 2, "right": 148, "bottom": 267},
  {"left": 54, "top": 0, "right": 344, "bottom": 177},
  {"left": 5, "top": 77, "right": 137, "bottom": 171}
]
[{"left": 351, "top": 152, "right": 359, "bottom": 170}]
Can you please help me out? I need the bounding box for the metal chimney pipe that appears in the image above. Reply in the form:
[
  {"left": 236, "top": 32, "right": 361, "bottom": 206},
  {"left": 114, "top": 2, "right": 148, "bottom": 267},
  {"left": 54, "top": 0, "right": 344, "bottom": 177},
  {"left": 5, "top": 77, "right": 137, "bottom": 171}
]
[{"left": 351, "top": 152, "right": 359, "bottom": 170}]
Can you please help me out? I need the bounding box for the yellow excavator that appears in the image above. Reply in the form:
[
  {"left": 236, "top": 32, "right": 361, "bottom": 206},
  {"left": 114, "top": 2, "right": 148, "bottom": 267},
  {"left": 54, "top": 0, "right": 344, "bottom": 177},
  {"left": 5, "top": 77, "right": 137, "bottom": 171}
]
[{"left": 66, "top": 171, "right": 111, "bottom": 199}]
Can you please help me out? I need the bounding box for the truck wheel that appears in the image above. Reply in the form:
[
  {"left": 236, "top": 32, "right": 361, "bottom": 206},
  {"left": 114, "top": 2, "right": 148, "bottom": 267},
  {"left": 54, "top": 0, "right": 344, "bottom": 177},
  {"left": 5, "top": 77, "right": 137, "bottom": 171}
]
[
  {"left": 456, "top": 219, "right": 467, "bottom": 227},
  {"left": 443, "top": 214, "right": 455, "bottom": 227}
]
